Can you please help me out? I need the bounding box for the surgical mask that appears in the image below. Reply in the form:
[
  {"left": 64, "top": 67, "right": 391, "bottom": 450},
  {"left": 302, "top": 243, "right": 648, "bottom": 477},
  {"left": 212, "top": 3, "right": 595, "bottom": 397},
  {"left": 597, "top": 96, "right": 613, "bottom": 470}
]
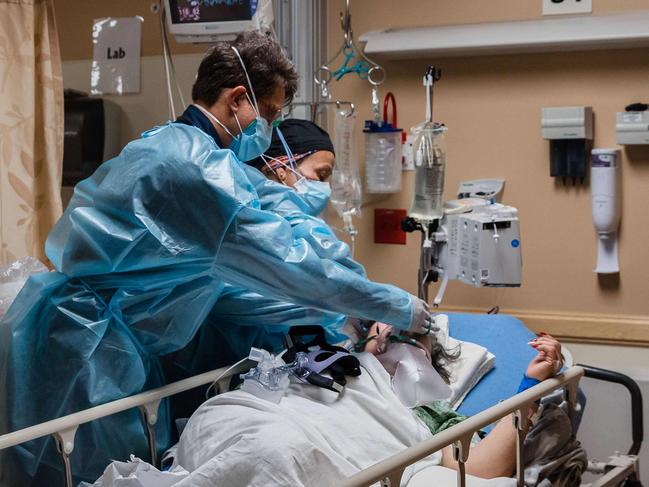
[
  {"left": 195, "top": 98, "right": 272, "bottom": 163},
  {"left": 376, "top": 342, "right": 452, "bottom": 408},
  {"left": 274, "top": 125, "right": 331, "bottom": 215},
  {"left": 261, "top": 154, "right": 331, "bottom": 217},
  {"left": 193, "top": 48, "right": 272, "bottom": 162},
  {"left": 230, "top": 105, "right": 273, "bottom": 162},
  {"left": 294, "top": 177, "right": 331, "bottom": 216}
]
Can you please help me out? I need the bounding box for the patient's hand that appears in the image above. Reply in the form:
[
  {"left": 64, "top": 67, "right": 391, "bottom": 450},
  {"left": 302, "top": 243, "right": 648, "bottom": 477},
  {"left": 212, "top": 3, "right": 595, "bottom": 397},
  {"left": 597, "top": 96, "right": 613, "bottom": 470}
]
[{"left": 525, "top": 333, "right": 562, "bottom": 381}]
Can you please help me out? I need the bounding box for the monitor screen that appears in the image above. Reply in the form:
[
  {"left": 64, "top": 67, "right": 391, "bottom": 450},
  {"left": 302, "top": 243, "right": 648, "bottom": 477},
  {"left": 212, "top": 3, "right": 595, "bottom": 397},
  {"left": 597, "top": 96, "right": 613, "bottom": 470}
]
[{"left": 168, "top": 0, "right": 254, "bottom": 24}]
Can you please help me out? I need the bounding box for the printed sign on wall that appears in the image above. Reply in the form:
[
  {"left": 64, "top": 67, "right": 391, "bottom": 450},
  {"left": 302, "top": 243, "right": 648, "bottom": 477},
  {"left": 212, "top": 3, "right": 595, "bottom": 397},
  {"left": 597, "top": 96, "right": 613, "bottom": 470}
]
[{"left": 91, "top": 17, "right": 143, "bottom": 95}]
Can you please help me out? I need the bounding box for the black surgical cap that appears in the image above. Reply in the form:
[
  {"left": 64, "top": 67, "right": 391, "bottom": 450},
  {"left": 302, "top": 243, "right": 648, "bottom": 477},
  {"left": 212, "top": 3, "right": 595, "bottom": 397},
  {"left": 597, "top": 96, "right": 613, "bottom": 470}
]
[{"left": 248, "top": 118, "right": 335, "bottom": 169}]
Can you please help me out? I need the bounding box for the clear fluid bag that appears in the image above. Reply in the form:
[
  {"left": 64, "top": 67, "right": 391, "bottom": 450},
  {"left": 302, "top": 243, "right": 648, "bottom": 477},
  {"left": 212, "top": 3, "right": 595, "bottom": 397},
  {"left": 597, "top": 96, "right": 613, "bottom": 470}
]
[
  {"left": 330, "top": 110, "right": 361, "bottom": 220},
  {"left": 364, "top": 121, "right": 403, "bottom": 194},
  {"left": 408, "top": 122, "right": 447, "bottom": 221}
]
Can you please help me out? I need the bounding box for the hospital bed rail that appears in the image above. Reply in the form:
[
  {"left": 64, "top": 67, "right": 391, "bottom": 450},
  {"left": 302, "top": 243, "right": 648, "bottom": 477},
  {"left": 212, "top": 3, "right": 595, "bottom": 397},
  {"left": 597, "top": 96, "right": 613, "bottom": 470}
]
[
  {"left": 341, "top": 367, "right": 586, "bottom": 487},
  {"left": 0, "top": 363, "right": 641, "bottom": 487},
  {"left": 0, "top": 359, "right": 254, "bottom": 487},
  {"left": 343, "top": 363, "right": 643, "bottom": 487}
]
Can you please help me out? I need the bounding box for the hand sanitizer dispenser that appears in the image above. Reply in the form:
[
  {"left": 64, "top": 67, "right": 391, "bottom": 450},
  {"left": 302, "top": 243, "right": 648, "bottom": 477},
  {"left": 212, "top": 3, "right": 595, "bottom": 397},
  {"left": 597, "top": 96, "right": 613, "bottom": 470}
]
[{"left": 591, "top": 148, "right": 621, "bottom": 274}]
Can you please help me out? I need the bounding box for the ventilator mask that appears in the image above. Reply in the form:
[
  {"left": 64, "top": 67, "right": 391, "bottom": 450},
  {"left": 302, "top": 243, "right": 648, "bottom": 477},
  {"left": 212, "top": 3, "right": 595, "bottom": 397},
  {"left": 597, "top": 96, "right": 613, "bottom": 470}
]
[{"left": 376, "top": 342, "right": 452, "bottom": 408}]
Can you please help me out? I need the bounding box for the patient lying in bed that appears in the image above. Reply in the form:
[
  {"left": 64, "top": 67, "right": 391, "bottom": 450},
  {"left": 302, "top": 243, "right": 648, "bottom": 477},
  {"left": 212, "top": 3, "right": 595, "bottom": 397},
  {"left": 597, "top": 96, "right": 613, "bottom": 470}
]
[
  {"left": 362, "top": 321, "right": 563, "bottom": 480},
  {"left": 167, "top": 321, "right": 563, "bottom": 486}
]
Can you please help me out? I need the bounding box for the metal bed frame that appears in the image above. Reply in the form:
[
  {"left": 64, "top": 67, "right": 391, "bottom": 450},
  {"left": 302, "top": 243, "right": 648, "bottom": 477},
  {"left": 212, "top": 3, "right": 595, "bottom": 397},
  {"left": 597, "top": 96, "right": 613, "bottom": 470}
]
[{"left": 0, "top": 363, "right": 642, "bottom": 487}]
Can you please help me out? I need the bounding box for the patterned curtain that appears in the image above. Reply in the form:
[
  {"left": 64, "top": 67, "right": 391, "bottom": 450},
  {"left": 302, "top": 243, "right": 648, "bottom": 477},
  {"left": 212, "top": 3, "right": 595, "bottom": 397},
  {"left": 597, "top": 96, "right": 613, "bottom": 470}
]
[{"left": 0, "top": 0, "right": 63, "bottom": 265}]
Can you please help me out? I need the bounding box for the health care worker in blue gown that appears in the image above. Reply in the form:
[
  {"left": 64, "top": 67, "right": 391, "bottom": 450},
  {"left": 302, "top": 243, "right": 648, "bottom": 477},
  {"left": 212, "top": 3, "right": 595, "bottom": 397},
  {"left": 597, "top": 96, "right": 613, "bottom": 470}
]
[
  {"left": 171, "top": 119, "right": 377, "bottom": 385},
  {"left": 167, "top": 119, "right": 367, "bottom": 387},
  {"left": 0, "top": 31, "right": 435, "bottom": 484}
]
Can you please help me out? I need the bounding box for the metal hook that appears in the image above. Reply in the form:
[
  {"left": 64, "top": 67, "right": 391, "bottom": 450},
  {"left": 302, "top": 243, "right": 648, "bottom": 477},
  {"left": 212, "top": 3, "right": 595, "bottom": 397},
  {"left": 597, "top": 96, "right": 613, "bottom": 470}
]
[
  {"left": 314, "top": 65, "right": 333, "bottom": 87},
  {"left": 368, "top": 65, "right": 386, "bottom": 86},
  {"left": 283, "top": 100, "right": 355, "bottom": 124},
  {"left": 314, "top": 65, "right": 333, "bottom": 100},
  {"left": 313, "top": 0, "right": 386, "bottom": 92},
  {"left": 426, "top": 65, "right": 442, "bottom": 83},
  {"left": 335, "top": 100, "right": 356, "bottom": 118},
  {"left": 340, "top": 0, "right": 353, "bottom": 47}
]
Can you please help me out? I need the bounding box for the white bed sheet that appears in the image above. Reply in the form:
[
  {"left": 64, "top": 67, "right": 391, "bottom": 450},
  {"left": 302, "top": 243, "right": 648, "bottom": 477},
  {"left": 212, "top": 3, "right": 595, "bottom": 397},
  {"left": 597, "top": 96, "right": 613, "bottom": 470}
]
[
  {"left": 172, "top": 352, "right": 440, "bottom": 487},
  {"left": 86, "top": 347, "right": 510, "bottom": 487},
  {"left": 407, "top": 465, "right": 517, "bottom": 487}
]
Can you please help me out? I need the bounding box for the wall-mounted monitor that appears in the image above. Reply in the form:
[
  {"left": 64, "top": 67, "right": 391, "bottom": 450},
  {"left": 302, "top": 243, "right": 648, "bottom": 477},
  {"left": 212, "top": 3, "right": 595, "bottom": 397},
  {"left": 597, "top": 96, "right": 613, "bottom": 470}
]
[{"left": 164, "top": 0, "right": 272, "bottom": 43}]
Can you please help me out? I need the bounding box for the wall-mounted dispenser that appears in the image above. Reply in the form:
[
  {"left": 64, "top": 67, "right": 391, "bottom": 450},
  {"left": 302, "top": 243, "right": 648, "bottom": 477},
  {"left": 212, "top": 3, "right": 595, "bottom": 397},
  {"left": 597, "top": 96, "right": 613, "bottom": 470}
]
[
  {"left": 591, "top": 148, "right": 621, "bottom": 274},
  {"left": 541, "top": 106, "right": 593, "bottom": 184}
]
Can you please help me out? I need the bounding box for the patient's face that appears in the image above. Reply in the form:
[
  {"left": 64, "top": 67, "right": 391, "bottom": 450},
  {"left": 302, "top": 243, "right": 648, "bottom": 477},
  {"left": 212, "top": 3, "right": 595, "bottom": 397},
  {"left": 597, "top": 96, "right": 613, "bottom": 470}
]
[{"left": 363, "top": 322, "right": 432, "bottom": 361}]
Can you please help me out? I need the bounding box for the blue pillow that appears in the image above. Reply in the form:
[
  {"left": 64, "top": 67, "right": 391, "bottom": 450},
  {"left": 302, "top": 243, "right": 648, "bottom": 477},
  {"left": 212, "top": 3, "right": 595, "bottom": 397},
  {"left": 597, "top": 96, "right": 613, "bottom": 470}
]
[{"left": 447, "top": 312, "right": 537, "bottom": 417}]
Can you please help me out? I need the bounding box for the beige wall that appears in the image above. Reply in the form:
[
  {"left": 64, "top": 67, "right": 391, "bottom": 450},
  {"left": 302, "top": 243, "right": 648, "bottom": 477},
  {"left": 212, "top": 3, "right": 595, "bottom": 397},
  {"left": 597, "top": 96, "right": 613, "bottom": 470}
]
[
  {"left": 54, "top": 0, "right": 205, "bottom": 60},
  {"left": 62, "top": 54, "right": 201, "bottom": 148},
  {"left": 54, "top": 1, "right": 207, "bottom": 152},
  {"left": 54, "top": 1, "right": 649, "bottom": 343},
  {"left": 326, "top": 0, "right": 649, "bottom": 343}
]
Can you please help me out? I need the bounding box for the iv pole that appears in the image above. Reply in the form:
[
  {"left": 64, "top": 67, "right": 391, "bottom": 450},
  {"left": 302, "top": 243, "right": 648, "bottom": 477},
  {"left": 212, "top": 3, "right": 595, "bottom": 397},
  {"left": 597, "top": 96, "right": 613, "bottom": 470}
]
[{"left": 401, "top": 66, "right": 443, "bottom": 303}]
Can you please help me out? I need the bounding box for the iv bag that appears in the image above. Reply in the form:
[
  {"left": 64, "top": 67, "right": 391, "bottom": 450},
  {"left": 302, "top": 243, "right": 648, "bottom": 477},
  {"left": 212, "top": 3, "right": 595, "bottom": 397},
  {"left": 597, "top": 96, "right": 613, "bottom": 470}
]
[
  {"left": 330, "top": 110, "right": 361, "bottom": 221},
  {"left": 408, "top": 122, "right": 447, "bottom": 221}
]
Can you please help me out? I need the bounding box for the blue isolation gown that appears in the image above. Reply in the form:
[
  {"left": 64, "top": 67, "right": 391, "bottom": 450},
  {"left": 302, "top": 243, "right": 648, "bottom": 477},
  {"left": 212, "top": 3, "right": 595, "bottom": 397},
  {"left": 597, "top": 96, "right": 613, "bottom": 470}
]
[
  {"left": 0, "top": 121, "right": 414, "bottom": 485},
  {"left": 165, "top": 163, "right": 365, "bottom": 385}
]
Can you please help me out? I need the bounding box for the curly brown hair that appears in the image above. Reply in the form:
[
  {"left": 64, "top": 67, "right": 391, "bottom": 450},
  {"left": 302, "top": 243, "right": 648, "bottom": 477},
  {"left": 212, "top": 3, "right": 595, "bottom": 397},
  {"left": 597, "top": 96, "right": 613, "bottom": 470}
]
[{"left": 192, "top": 31, "right": 298, "bottom": 107}]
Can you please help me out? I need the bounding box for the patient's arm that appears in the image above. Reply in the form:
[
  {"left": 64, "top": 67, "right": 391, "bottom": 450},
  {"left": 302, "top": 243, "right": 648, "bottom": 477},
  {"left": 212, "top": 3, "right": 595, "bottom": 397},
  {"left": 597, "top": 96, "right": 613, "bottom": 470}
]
[
  {"left": 441, "top": 334, "right": 562, "bottom": 478},
  {"left": 362, "top": 323, "right": 563, "bottom": 479},
  {"left": 440, "top": 408, "right": 530, "bottom": 478}
]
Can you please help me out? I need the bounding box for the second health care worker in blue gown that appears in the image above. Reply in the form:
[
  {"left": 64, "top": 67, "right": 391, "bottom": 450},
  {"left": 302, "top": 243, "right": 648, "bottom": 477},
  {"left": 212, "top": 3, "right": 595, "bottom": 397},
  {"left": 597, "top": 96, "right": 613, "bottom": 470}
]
[
  {"left": 0, "top": 32, "right": 435, "bottom": 485},
  {"left": 166, "top": 118, "right": 365, "bottom": 390}
]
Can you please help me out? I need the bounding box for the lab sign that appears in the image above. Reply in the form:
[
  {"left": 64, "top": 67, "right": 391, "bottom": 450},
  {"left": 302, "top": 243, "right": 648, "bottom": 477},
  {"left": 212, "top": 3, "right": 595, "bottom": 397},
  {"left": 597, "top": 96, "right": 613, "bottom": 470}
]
[
  {"left": 91, "top": 17, "right": 143, "bottom": 95},
  {"left": 107, "top": 47, "right": 126, "bottom": 59}
]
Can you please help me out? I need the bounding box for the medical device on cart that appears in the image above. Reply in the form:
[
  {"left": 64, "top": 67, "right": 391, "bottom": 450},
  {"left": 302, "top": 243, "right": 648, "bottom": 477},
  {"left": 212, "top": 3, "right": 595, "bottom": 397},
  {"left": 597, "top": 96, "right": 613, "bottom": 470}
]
[{"left": 401, "top": 67, "right": 522, "bottom": 306}]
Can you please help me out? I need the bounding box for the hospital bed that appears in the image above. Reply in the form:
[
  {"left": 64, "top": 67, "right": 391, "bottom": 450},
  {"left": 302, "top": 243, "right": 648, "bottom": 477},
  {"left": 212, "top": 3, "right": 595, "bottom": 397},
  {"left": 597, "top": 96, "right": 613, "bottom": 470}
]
[{"left": 0, "top": 314, "right": 643, "bottom": 487}]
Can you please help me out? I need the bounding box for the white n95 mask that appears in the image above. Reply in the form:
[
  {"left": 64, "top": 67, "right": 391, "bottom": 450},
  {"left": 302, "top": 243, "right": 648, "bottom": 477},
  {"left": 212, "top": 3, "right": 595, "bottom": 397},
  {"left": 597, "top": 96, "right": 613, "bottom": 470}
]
[{"left": 377, "top": 342, "right": 452, "bottom": 408}]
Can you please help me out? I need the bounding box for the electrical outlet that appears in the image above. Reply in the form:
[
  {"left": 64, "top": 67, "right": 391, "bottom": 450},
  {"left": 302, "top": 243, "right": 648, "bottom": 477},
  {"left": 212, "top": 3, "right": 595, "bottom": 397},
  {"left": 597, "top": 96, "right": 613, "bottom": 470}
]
[{"left": 543, "top": 0, "right": 592, "bottom": 16}]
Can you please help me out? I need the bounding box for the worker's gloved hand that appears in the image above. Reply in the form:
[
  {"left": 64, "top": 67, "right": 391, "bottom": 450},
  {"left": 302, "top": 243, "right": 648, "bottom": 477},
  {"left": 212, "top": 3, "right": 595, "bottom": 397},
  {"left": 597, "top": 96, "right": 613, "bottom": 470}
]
[{"left": 408, "top": 296, "right": 439, "bottom": 335}]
